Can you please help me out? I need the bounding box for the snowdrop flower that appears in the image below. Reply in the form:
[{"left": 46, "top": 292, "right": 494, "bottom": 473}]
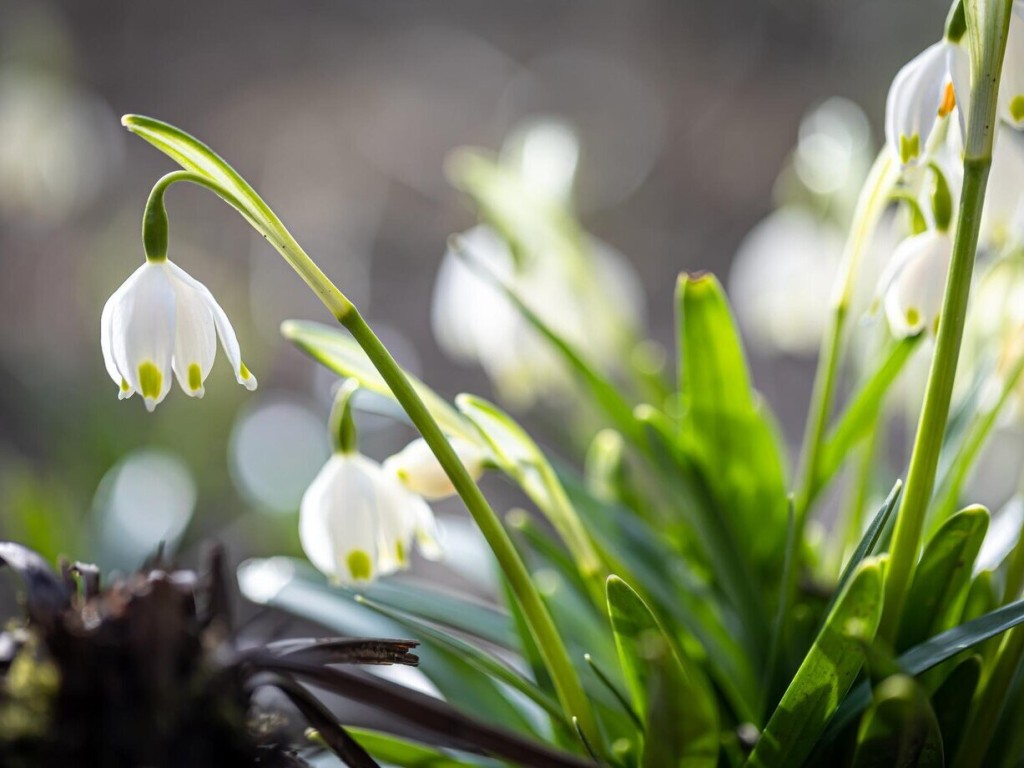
[
  {"left": 885, "top": 40, "right": 969, "bottom": 166},
  {"left": 101, "top": 258, "right": 256, "bottom": 411},
  {"left": 383, "top": 436, "right": 485, "bottom": 501},
  {"left": 1001, "top": 2, "right": 1024, "bottom": 129},
  {"left": 299, "top": 451, "right": 442, "bottom": 585},
  {"left": 728, "top": 207, "right": 845, "bottom": 356},
  {"left": 879, "top": 230, "right": 953, "bottom": 338},
  {"left": 981, "top": 126, "right": 1024, "bottom": 249}
]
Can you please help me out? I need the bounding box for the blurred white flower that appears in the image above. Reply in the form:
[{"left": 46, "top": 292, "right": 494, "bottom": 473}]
[
  {"left": 728, "top": 208, "right": 844, "bottom": 356},
  {"left": 0, "top": 70, "right": 119, "bottom": 227},
  {"left": 981, "top": 128, "right": 1024, "bottom": 248},
  {"left": 101, "top": 259, "right": 256, "bottom": 411},
  {"left": 432, "top": 225, "right": 644, "bottom": 406},
  {"left": 383, "top": 436, "right": 485, "bottom": 501},
  {"left": 885, "top": 40, "right": 969, "bottom": 166},
  {"left": 879, "top": 230, "right": 952, "bottom": 338},
  {"left": 1000, "top": 2, "right": 1024, "bottom": 129},
  {"left": 299, "top": 452, "right": 442, "bottom": 584},
  {"left": 794, "top": 98, "right": 872, "bottom": 205},
  {"left": 501, "top": 118, "right": 580, "bottom": 205}
]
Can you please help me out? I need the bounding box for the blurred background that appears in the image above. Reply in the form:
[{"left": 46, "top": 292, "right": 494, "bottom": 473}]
[{"left": 0, "top": 0, "right": 953, "bottom": 576}]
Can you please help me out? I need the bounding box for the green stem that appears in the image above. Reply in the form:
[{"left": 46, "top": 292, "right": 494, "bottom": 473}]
[
  {"left": 793, "top": 151, "right": 896, "bottom": 529},
  {"left": 341, "top": 309, "right": 601, "bottom": 750},
  {"left": 880, "top": 0, "right": 1013, "bottom": 642},
  {"left": 141, "top": 168, "right": 600, "bottom": 752}
]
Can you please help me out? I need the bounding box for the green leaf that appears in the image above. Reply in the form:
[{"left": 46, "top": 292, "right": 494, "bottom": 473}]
[
  {"left": 825, "top": 481, "right": 903, "bottom": 620},
  {"left": 347, "top": 727, "right": 500, "bottom": 767},
  {"left": 821, "top": 596, "right": 1024, "bottom": 746},
  {"left": 818, "top": 337, "right": 921, "bottom": 490},
  {"left": 675, "top": 273, "right": 788, "bottom": 563},
  {"left": 456, "top": 394, "right": 604, "bottom": 582},
  {"left": 897, "top": 505, "right": 989, "bottom": 650},
  {"left": 929, "top": 654, "right": 981, "bottom": 760},
  {"left": 606, "top": 575, "right": 719, "bottom": 768},
  {"left": 746, "top": 557, "right": 885, "bottom": 768},
  {"left": 354, "top": 594, "right": 567, "bottom": 726},
  {"left": 851, "top": 674, "right": 943, "bottom": 768},
  {"left": 281, "top": 320, "right": 477, "bottom": 443}
]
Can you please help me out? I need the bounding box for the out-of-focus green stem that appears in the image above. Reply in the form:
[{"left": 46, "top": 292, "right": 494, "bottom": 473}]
[
  {"left": 880, "top": 0, "right": 1014, "bottom": 643},
  {"left": 793, "top": 152, "right": 896, "bottom": 531}
]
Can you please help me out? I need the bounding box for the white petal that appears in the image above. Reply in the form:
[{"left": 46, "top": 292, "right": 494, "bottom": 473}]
[
  {"left": 167, "top": 269, "right": 218, "bottom": 398},
  {"left": 298, "top": 454, "right": 379, "bottom": 584},
  {"left": 1000, "top": 4, "right": 1024, "bottom": 129},
  {"left": 165, "top": 260, "right": 257, "bottom": 391},
  {"left": 413, "top": 502, "right": 445, "bottom": 561},
  {"left": 883, "top": 231, "right": 952, "bottom": 338},
  {"left": 100, "top": 277, "right": 135, "bottom": 398},
  {"left": 885, "top": 41, "right": 964, "bottom": 166},
  {"left": 365, "top": 457, "right": 420, "bottom": 574},
  {"left": 110, "top": 262, "right": 176, "bottom": 411},
  {"left": 383, "top": 436, "right": 485, "bottom": 501}
]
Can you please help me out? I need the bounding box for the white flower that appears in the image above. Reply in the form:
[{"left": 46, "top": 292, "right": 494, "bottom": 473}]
[
  {"left": 981, "top": 128, "right": 1024, "bottom": 248},
  {"left": 728, "top": 207, "right": 845, "bottom": 356},
  {"left": 1001, "top": 2, "right": 1024, "bottom": 129},
  {"left": 431, "top": 225, "right": 644, "bottom": 406},
  {"left": 299, "top": 452, "right": 442, "bottom": 584},
  {"left": 101, "top": 259, "right": 256, "bottom": 411},
  {"left": 879, "top": 230, "right": 952, "bottom": 338},
  {"left": 885, "top": 40, "right": 969, "bottom": 166},
  {"left": 383, "top": 437, "right": 485, "bottom": 501}
]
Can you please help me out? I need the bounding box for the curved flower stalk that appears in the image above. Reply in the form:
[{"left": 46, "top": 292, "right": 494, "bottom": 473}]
[
  {"left": 300, "top": 383, "right": 442, "bottom": 584},
  {"left": 101, "top": 257, "right": 256, "bottom": 410}
]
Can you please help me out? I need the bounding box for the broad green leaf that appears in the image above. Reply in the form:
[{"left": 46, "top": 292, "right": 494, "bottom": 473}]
[
  {"left": 929, "top": 655, "right": 981, "bottom": 760},
  {"left": 818, "top": 336, "right": 921, "bottom": 490},
  {"left": 456, "top": 394, "right": 604, "bottom": 581},
  {"left": 354, "top": 594, "right": 566, "bottom": 725},
  {"left": 821, "top": 596, "right": 1024, "bottom": 745},
  {"left": 746, "top": 557, "right": 885, "bottom": 768},
  {"left": 897, "top": 505, "right": 989, "bottom": 650},
  {"left": 281, "top": 320, "right": 477, "bottom": 443},
  {"left": 851, "top": 674, "right": 943, "bottom": 768},
  {"left": 348, "top": 727, "right": 498, "bottom": 767},
  {"left": 675, "top": 273, "right": 788, "bottom": 563},
  {"left": 607, "top": 575, "right": 718, "bottom": 768}
]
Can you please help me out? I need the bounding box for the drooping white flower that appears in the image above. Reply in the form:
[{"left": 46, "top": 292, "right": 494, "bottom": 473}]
[
  {"left": 383, "top": 436, "right": 485, "bottom": 501},
  {"left": 101, "top": 259, "right": 256, "bottom": 411},
  {"left": 879, "top": 230, "right": 953, "bottom": 338},
  {"left": 1000, "top": 2, "right": 1024, "bottom": 129},
  {"left": 885, "top": 40, "right": 969, "bottom": 166},
  {"left": 981, "top": 124, "right": 1024, "bottom": 248},
  {"left": 299, "top": 452, "right": 442, "bottom": 585}
]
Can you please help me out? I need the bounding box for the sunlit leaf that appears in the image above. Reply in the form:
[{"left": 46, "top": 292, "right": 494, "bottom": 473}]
[{"left": 851, "top": 674, "right": 943, "bottom": 768}]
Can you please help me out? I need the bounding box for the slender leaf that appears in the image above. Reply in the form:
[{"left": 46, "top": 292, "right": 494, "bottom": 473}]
[
  {"left": 347, "top": 728, "right": 500, "bottom": 767},
  {"left": 822, "top": 596, "right": 1024, "bottom": 745},
  {"left": 354, "top": 594, "right": 566, "bottom": 725},
  {"left": 929, "top": 654, "right": 981, "bottom": 760},
  {"left": 824, "top": 481, "right": 903, "bottom": 620},
  {"left": 607, "top": 575, "right": 718, "bottom": 768},
  {"left": 897, "top": 505, "right": 989, "bottom": 650},
  {"left": 281, "top": 320, "right": 477, "bottom": 443},
  {"left": 746, "top": 557, "right": 885, "bottom": 768},
  {"left": 851, "top": 674, "right": 943, "bottom": 768}
]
